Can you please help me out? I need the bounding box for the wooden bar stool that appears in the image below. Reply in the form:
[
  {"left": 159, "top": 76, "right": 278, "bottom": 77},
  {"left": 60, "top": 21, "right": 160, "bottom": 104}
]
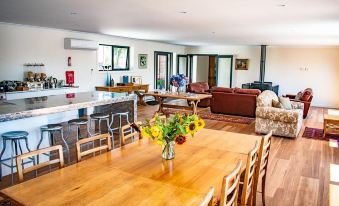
[
  {"left": 0, "top": 131, "right": 33, "bottom": 184},
  {"left": 37, "top": 124, "right": 70, "bottom": 163}
]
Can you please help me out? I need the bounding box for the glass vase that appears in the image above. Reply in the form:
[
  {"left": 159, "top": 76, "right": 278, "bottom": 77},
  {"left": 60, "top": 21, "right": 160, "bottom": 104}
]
[{"left": 162, "top": 141, "right": 175, "bottom": 160}]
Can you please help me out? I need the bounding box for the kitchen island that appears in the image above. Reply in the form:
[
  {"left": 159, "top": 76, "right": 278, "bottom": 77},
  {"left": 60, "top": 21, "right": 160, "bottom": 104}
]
[{"left": 0, "top": 91, "right": 137, "bottom": 176}]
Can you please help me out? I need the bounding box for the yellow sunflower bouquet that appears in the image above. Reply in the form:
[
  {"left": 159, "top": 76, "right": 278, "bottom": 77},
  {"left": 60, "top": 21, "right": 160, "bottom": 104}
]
[{"left": 141, "top": 113, "right": 205, "bottom": 159}]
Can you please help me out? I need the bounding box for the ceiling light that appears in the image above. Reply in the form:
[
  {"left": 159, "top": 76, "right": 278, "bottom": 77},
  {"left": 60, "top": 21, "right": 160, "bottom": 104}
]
[
  {"left": 277, "top": 4, "right": 286, "bottom": 7},
  {"left": 179, "top": 11, "right": 187, "bottom": 14},
  {"left": 212, "top": 32, "right": 216, "bottom": 34},
  {"left": 70, "top": 12, "right": 77, "bottom": 15}
]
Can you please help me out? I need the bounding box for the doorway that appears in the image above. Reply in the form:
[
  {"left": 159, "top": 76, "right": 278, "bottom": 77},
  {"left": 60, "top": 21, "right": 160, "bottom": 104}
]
[
  {"left": 217, "top": 55, "right": 233, "bottom": 88},
  {"left": 177, "top": 55, "right": 188, "bottom": 76},
  {"left": 154, "top": 51, "right": 173, "bottom": 90},
  {"left": 188, "top": 54, "right": 218, "bottom": 88}
]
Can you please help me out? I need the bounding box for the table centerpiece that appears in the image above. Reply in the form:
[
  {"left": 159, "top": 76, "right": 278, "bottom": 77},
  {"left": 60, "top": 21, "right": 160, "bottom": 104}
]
[{"left": 169, "top": 74, "right": 189, "bottom": 93}]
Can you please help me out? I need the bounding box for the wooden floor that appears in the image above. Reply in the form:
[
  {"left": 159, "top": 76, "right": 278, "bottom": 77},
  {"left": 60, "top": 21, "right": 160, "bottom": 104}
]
[
  {"left": 1, "top": 103, "right": 338, "bottom": 206},
  {"left": 138, "top": 104, "right": 338, "bottom": 206}
]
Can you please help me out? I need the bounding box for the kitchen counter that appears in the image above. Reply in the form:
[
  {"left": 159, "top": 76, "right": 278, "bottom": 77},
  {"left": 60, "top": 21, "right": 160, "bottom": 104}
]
[{"left": 0, "top": 91, "right": 136, "bottom": 122}]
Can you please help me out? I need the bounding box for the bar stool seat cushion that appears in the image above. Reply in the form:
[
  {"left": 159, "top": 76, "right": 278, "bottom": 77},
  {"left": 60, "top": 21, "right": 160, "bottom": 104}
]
[
  {"left": 41, "top": 124, "right": 63, "bottom": 131},
  {"left": 68, "top": 119, "right": 88, "bottom": 125},
  {"left": 90, "top": 113, "right": 109, "bottom": 119},
  {"left": 1, "top": 131, "right": 29, "bottom": 139}
]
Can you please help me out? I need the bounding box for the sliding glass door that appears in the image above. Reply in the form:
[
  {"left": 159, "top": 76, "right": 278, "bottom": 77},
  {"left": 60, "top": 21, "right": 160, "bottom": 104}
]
[
  {"left": 217, "top": 55, "right": 233, "bottom": 88},
  {"left": 154, "top": 51, "right": 173, "bottom": 90}
]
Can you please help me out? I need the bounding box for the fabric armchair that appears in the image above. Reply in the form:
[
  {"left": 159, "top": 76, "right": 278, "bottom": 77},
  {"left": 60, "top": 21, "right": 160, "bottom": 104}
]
[{"left": 255, "top": 90, "right": 303, "bottom": 138}]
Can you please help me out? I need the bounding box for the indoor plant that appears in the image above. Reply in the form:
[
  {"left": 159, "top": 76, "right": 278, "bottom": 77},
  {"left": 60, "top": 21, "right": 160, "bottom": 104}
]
[{"left": 141, "top": 113, "right": 205, "bottom": 160}]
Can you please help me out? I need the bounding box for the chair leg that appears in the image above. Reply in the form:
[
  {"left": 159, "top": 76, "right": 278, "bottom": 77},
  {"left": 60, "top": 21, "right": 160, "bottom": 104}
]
[{"left": 262, "top": 174, "right": 266, "bottom": 206}]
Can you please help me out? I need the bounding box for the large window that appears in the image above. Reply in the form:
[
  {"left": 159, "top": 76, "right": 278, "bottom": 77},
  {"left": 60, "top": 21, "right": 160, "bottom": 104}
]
[{"left": 98, "top": 44, "right": 130, "bottom": 71}]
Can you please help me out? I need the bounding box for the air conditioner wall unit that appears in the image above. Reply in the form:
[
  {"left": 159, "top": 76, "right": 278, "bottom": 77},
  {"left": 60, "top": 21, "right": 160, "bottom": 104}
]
[{"left": 64, "top": 38, "right": 99, "bottom": 50}]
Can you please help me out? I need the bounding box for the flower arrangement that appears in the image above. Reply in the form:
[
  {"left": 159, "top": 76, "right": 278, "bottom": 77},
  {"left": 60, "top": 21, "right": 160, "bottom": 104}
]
[
  {"left": 169, "top": 74, "right": 189, "bottom": 89},
  {"left": 141, "top": 113, "right": 205, "bottom": 159}
]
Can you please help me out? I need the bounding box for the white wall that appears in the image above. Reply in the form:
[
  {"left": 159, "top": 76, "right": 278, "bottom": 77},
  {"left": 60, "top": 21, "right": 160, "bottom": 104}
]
[
  {"left": 187, "top": 45, "right": 339, "bottom": 108},
  {"left": 0, "top": 23, "right": 185, "bottom": 91},
  {"left": 266, "top": 47, "right": 339, "bottom": 108}
]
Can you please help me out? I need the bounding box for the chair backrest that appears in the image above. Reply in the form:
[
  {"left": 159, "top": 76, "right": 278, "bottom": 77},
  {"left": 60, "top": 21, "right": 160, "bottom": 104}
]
[
  {"left": 76, "top": 133, "right": 112, "bottom": 162},
  {"left": 256, "top": 131, "right": 272, "bottom": 180},
  {"left": 257, "top": 90, "right": 278, "bottom": 107},
  {"left": 120, "top": 121, "right": 142, "bottom": 146},
  {"left": 149, "top": 115, "right": 167, "bottom": 126},
  {"left": 199, "top": 187, "right": 215, "bottom": 206},
  {"left": 219, "top": 160, "right": 242, "bottom": 206},
  {"left": 240, "top": 141, "right": 259, "bottom": 205},
  {"left": 16, "top": 145, "right": 64, "bottom": 182}
]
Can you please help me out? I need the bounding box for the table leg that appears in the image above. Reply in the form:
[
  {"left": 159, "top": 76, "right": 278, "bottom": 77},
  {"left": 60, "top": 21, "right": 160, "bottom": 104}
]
[
  {"left": 189, "top": 100, "right": 200, "bottom": 115},
  {"left": 323, "top": 119, "right": 327, "bottom": 137},
  {"left": 156, "top": 97, "right": 166, "bottom": 115}
]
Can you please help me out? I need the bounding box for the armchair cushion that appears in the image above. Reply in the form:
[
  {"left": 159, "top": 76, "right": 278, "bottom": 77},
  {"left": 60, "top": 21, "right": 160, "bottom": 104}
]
[
  {"left": 278, "top": 97, "right": 292, "bottom": 110},
  {"left": 256, "top": 107, "right": 302, "bottom": 123}
]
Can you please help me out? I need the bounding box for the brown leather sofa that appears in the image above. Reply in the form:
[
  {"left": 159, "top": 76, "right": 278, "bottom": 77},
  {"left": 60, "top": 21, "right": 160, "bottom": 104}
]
[
  {"left": 285, "top": 88, "right": 313, "bottom": 119},
  {"left": 187, "top": 82, "right": 210, "bottom": 107},
  {"left": 210, "top": 87, "right": 261, "bottom": 117}
]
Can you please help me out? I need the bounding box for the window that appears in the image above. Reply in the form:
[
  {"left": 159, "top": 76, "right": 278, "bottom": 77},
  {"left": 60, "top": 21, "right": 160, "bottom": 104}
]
[{"left": 98, "top": 44, "right": 130, "bottom": 71}]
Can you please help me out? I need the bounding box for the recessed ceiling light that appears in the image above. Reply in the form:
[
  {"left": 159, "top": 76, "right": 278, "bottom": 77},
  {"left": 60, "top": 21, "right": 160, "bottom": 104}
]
[
  {"left": 70, "top": 12, "right": 77, "bottom": 15},
  {"left": 179, "top": 11, "right": 187, "bottom": 14},
  {"left": 212, "top": 32, "right": 216, "bottom": 34},
  {"left": 277, "top": 4, "right": 286, "bottom": 7}
]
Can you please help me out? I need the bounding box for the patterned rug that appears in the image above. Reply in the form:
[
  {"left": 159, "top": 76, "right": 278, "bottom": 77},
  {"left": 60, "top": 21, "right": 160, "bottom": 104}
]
[
  {"left": 302, "top": 127, "right": 339, "bottom": 141},
  {"left": 163, "top": 108, "right": 254, "bottom": 124}
]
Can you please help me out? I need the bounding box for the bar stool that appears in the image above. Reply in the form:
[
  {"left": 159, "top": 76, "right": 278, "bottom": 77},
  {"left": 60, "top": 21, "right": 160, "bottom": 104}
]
[
  {"left": 0, "top": 131, "right": 33, "bottom": 183},
  {"left": 37, "top": 124, "right": 70, "bottom": 163},
  {"left": 67, "top": 118, "right": 92, "bottom": 141},
  {"left": 110, "top": 112, "right": 131, "bottom": 147},
  {"left": 89, "top": 113, "right": 112, "bottom": 136}
]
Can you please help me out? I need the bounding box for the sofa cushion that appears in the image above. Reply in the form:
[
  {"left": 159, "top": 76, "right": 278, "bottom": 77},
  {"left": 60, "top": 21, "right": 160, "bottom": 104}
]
[
  {"left": 256, "top": 107, "right": 301, "bottom": 123},
  {"left": 279, "top": 97, "right": 292, "bottom": 110},
  {"left": 295, "top": 91, "right": 303, "bottom": 100},
  {"left": 235, "top": 88, "right": 261, "bottom": 96},
  {"left": 211, "top": 87, "right": 234, "bottom": 93},
  {"left": 187, "top": 82, "right": 209, "bottom": 93},
  {"left": 257, "top": 90, "right": 279, "bottom": 107}
]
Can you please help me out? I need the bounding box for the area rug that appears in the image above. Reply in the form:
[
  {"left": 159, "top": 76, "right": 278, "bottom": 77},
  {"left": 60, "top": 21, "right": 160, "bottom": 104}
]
[
  {"left": 302, "top": 127, "right": 339, "bottom": 141},
  {"left": 163, "top": 108, "right": 254, "bottom": 124}
]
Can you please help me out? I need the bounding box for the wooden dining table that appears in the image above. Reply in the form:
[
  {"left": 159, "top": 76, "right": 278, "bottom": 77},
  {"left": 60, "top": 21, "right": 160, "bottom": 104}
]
[{"left": 1, "top": 129, "right": 261, "bottom": 206}]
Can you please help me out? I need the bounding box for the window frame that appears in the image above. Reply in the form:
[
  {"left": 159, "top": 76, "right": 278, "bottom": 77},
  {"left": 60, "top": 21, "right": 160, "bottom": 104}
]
[{"left": 98, "top": 44, "right": 130, "bottom": 71}]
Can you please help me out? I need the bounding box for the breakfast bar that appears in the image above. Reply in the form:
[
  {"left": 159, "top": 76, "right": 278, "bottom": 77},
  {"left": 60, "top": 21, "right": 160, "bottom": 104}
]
[{"left": 0, "top": 91, "right": 137, "bottom": 176}]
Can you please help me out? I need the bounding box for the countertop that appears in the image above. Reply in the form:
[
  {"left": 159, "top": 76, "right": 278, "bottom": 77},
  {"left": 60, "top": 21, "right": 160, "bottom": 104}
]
[
  {"left": 0, "top": 91, "right": 136, "bottom": 122},
  {"left": 3, "top": 86, "right": 79, "bottom": 94}
]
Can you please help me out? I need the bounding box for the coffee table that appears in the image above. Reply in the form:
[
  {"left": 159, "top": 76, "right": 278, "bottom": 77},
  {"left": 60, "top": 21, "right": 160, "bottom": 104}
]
[
  {"left": 323, "top": 109, "right": 339, "bottom": 137},
  {"left": 145, "top": 91, "right": 212, "bottom": 115}
]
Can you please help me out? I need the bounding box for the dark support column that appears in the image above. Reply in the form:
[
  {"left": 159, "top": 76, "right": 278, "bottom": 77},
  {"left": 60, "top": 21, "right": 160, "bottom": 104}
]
[{"left": 259, "top": 45, "right": 267, "bottom": 83}]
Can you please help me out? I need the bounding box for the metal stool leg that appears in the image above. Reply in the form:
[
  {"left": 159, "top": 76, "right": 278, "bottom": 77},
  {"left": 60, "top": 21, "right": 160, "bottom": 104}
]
[
  {"left": 0, "top": 140, "right": 7, "bottom": 180},
  {"left": 10, "top": 140, "right": 15, "bottom": 184},
  {"left": 60, "top": 130, "right": 70, "bottom": 163}
]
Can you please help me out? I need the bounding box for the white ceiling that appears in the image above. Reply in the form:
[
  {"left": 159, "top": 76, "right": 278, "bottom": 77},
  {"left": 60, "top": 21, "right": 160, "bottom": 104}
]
[{"left": 0, "top": 0, "right": 339, "bottom": 46}]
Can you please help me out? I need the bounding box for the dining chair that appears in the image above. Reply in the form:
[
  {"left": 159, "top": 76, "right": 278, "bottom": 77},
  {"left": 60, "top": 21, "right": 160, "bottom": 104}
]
[
  {"left": 199, "top": 187, "right": 215, "bottom": 206},
  {"left": 76, "top": 133, "right": 112, "bottom": 162},
  {"left": 252, "top": 131, "right": 273, "bottom": 206},
  {"left": 16, "top": 145, "right": 64, "bottom": 182},
  {"left": 120, "top": 121, "right": 142, "bottom": 146},
  {"left": 239, "top": 141, "right": 259, "bottom": 206},
  {"left": 219, "top": 160, "right": 242, "bottom": 206},
  {"left": 149, "top": 114, "right": 167, "bottom": 125}
]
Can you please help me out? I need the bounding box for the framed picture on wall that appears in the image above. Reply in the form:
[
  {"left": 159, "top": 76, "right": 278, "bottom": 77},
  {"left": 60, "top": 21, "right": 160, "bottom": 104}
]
[
  {"left": 138, "top": 54, "right": 148, "bottom": 69},
  {"left": 235, "top": 59, "right": 249, "bottom": 70}
]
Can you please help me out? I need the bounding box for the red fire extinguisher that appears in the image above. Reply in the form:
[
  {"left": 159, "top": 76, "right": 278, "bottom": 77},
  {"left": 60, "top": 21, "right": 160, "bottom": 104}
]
[{"left": 68, "top": 57, "right": 72, "bottom": 66}]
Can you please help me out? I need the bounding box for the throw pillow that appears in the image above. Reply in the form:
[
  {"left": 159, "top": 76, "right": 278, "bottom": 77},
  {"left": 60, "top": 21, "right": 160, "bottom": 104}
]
[
  {"left": 295, "top": 91, "right": 303, "bottom": 100},
  {"left": 272, "top": 99, "right": 283, "bottom": 108},
  {"left": 279, "top": 97, "right": 292, "bottom": 110}
]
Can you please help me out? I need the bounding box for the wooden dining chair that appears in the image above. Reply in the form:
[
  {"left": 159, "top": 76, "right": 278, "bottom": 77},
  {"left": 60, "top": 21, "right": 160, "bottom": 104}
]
[
  {"left": 252, "top": 131, "right": 273, "bottom": 206},
  {"left": 149, "top": 114, "right": 167, "bottom": 125},
  {"left": 219, "top": 160, "right": 242, "bottom": 206},
  {"left": 76, "top": 133, "right": 112, "bottom": 162},
  {"left": 120, "top": 121, "right": 142, "bottom": 146},
  {"left": 239, "top": 141, "right": 259, "bottom": 206},
  {"left": 16, "top": 145, "right": 64, "bottom": 182},
  {"left": 199, "top": 187, "right": 215, "bottom": 206}
]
